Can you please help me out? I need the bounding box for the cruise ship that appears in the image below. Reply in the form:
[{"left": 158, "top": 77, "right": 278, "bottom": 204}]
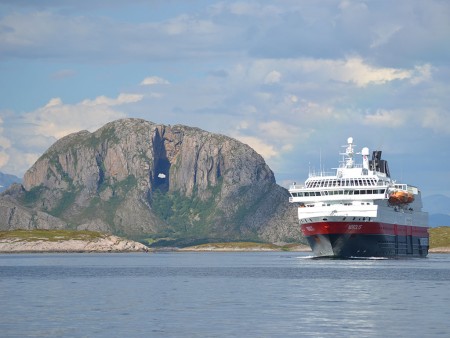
[{"left": 289, "top": 137, "right": 429, "bottom": 258}]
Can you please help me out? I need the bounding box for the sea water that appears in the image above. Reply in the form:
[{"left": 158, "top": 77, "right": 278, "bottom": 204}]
[{"left": 1, "top": 252, "right": 449, "bottom": 337}]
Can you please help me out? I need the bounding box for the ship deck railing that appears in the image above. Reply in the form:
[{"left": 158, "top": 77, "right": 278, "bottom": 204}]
[
  {"left": 289, "top": 182, "right": 390, "bottom": 191},
  {"left": 288, "top": 188, "right": 388, "bottom": 203},
  {"left": 307, "top": 171, "right": 336, "bottom": 178}
]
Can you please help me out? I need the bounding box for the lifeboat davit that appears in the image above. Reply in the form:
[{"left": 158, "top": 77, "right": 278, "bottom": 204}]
[{"left": 389, "top": 190, "right": 414, "bottom": 204}]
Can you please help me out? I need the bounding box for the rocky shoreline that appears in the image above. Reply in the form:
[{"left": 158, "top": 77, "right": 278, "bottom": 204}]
[
  {"left": 0, "top": 235, "right": 149, "bottom": 253},
  {"left": 178, "top": 244, "right": 311, "bottom": 252},
  {"left": 429, "top": 247, "right": 450, "bottom": 253}
]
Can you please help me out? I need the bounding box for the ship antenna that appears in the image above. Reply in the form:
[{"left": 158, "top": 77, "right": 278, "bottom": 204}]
[{"left": 319, "top": 149, "right": 322, "bottom": 176}]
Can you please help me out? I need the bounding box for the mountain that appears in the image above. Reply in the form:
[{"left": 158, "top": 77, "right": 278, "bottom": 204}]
[
  {"left": 0, "top": 118, "right": 302, "bottom": 245},
  {"left": 423, "top": 194, "right": 450, "bottom": 227},
  {"left": 0, "top": 172, "right": 21, "bottom": 193}
]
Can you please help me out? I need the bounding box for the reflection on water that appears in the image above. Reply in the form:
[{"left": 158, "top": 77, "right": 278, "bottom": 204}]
[{"left": 0, "top": 252, "right": 449, "bottom": 337}]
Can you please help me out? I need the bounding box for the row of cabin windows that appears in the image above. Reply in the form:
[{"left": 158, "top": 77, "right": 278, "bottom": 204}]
[
  {"left": 306, "top": 178, "right": 380, "bottom": 188},
  {"left": 291, "top": 189, "right": 386, "bottom": 197},
  {"left": 321, "top": 202, "right": 369, "bottom": 206},
  {"left": 304, "top": 202, "right": 372, "bottom": 208}
]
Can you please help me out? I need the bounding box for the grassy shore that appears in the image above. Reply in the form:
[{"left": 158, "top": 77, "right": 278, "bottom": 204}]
[
  {"left": 428, "top": 227, "right": 450, "bottom": 247},
  {"left": 0, "top": 229, "right": 105, "bottom": 242},
  {"left": 428, "top": 226, "right": 450, "bottom": 253}
]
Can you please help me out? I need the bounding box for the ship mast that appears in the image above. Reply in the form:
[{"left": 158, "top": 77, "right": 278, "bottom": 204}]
[{"left": 342, "top": 137, "right": 354, "bottom": 168}]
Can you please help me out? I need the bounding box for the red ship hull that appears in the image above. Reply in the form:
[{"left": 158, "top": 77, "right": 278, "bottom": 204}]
[{"left": 301, "top": 222, "right": 429, "bottom": 258}]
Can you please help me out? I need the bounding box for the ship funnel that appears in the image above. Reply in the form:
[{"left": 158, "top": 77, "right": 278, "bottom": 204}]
[{"left": 362, "top": 147, "right": 369, "bottom": 170}]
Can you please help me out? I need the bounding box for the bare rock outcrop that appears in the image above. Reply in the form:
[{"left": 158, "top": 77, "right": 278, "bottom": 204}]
[
  {"left": 0, "top": 195, "right": 68, "bottom": 230},
  {"left": 0, "top": 234, "right": 148, "bottom": 253}
]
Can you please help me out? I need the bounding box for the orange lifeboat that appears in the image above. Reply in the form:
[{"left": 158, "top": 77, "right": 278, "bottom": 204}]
[{"left": 389, "top": 190, "right": 414, "bottom": 204}]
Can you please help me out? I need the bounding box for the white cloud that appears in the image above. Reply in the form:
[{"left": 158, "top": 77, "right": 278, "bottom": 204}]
[
  {"left": 236, "top": 120, "right": 250, "bottom": 130},
  {"left": 0, "top": 91, "right": 143, "bottom": 174},
  {"left": 140, "top": 76, "right": 170, "bottom": 86},
  {"left": 0, "top": 117, "right": 11, "bottom": 149},
  {"left": 302, "top": 57, "right": 413, "bottom": 87},
  {"left": 25, "top": 93, "right": 141, "bottom": 139},
  {"left": 235, "top": 135, "right": 277, "bottom": 159},
  {"left": 230, "top": 119, "right": 306, "bottom": 164},
  {"left": 422, "top": 109, "right": 450, "bottom": 134},
  {"left": 0, "top": 118, "right": 11, "bottom": 168},
  {"left": 45, "top": 97, "right": 63, "bottom": 108},
  {"left": 255, "top": 92, "right": 273, "bottom": 101},
  {"left": 288, "top": 95, "right": 298, "bottom": 103},
  {"left": 264, "top": 70, "right": 282, "bottom": 84},
  {"left": 296, "top": 100, "right": 337, "bottom": 121},
  {"left": 81, "top": 93, "right": 143, "bottom": 106},
  {"left": 230, "top": 57, "right": 416, "bottom": 91},
  {"left": 0, "top": 117, "right": 11, "bottom": 168},
  {"left": 229, "top": 2, "right": 259, "bottom": 16},
  {"left": 162, "top": 14, "right": 216, "bottom": 36},
  {"left": 0, "top": 143, "right": 9, "bottom": 168},
  {"left": 237, "top": 104, "right": 258, "bottom": 115},
  {"left": 343, "top": 58, "right": 410, "bottom": 86},
  {"left": 0, "top": 152, "right": 9, "bottom": 168},
  {"left": 362, "top": 110, "right": 405, "bottom": 127},
  {"left": 214, "top": 2, "right": 282, "bottom": 18},
  {"left": 370, "top": 24, "right": 402, "bottom": 49},
  {"left": 0, "top": 10, "right": 226, "bottom": 62},
  {"left": 258, "top": 120, "right": 296, "bottom": 143},
  {"left": 0, "top": 147, "right": 39, "bottom": 176},
  {"left": 410, "top": 64, "right": 433, "bottom": 85}
]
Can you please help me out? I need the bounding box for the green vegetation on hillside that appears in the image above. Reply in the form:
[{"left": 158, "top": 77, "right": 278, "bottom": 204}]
[
  {"left": 20, "top": 185, "right": 45, "bottom": 207},
  {"left": 82, "top": 126, "right": 119, "bottom": 148},
  {"left": 151, "top": 181, "right": 224, "bottom": 238},
  {"left": 51, "top": 190, "right": 78, "bottom": 217},
  {"left": 429, "top": 226, "right": 450, "bottom": 248}
]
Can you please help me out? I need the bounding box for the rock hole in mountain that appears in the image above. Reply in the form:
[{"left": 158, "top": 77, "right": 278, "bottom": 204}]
[
  {"left": 95, "top": 154, "right": 105, "bottom": 188},
  {"left": 154, "top": 156, "right": 170, "bottom": 192}
]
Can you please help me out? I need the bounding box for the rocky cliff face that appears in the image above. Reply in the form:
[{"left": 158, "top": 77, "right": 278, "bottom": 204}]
[{"left": 1, "top": 118, "right": 302, "bottom": 244}]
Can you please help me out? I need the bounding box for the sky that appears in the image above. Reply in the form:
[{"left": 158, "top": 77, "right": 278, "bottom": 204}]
[{"left": 0, "top": 0, "right": 449, "bottom": 196}]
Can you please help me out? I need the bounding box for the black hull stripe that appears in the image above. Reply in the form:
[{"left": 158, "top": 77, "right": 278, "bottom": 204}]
[{"left": 306, "top": 233, "right": 429, "bottom": 258}]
